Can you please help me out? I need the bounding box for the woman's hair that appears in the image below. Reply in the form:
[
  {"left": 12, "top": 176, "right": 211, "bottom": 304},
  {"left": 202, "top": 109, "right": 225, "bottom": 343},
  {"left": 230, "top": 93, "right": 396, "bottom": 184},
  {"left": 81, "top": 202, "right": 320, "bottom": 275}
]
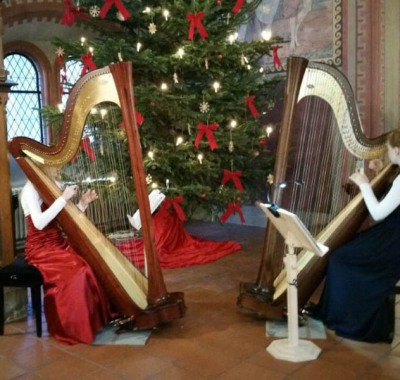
[{"left": 387, "top": 129, "right": 400, "bottom": 148}]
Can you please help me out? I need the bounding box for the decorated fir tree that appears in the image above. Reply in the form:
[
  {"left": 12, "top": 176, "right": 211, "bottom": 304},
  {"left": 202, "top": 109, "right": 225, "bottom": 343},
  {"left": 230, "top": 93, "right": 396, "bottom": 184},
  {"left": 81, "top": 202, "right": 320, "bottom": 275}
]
[{"left": 52, "top": 0, "right": 283, "bottom": 222}]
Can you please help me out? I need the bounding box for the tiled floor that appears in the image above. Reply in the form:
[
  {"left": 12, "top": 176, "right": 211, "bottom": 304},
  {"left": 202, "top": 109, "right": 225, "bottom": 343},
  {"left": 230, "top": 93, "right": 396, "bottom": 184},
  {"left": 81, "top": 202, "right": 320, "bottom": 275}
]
[{"left": 1, "top": 221, "right": 400, "bottom": 380}]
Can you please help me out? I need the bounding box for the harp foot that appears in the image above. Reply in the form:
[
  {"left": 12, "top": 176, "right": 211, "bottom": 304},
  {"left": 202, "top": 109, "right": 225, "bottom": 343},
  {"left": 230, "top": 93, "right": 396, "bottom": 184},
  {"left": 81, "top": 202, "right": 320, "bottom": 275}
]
[
  {"left": 239, "top": 282, "right": 274, "bottom": 303},
  {"left": 237, "top": 282, "right": 285, "bottom": 320}
]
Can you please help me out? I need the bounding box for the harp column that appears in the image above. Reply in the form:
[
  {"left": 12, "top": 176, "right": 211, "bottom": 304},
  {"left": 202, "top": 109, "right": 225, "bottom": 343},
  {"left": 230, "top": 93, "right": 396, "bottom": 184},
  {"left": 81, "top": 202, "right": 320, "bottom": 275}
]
[{"left": 0, "top": 5, "right": 16, "bottom": 266}]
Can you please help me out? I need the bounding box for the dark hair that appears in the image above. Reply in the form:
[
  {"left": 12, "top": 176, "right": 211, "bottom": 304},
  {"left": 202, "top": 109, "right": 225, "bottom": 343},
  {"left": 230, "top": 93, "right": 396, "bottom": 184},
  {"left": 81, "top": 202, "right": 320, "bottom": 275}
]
[{"left": 387, "top": 129, "right": 400, "bottom": 148}]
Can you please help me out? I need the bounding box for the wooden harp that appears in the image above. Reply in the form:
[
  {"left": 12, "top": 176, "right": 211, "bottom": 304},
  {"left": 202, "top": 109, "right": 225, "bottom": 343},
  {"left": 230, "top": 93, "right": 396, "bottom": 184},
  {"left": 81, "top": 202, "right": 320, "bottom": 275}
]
[
  {"left": 237, "top": 56, "right": 395, "bottom": 319},
  {"left": 9, "top": 61, "right": 186, "bottom": 328}
]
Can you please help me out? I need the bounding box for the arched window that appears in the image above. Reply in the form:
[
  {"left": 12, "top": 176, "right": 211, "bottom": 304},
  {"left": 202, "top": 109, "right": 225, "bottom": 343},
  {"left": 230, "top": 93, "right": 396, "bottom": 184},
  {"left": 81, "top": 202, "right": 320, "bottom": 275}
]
[
  {"left": 4, "top": 53, "right": 44, "bottom": 142},
  {"left": 60, "top": 59, "right": 83, "bottom": 106}
]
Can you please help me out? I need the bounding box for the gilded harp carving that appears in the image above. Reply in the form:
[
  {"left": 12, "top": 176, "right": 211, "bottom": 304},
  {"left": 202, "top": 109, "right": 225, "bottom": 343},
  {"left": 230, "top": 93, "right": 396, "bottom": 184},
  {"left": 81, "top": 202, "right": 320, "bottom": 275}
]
[
  {"left": 9, "top": 62, "right": 186, "bottom": 328},
  {"left": 237, "top": 56, "right": 395, "bottom": 319}
]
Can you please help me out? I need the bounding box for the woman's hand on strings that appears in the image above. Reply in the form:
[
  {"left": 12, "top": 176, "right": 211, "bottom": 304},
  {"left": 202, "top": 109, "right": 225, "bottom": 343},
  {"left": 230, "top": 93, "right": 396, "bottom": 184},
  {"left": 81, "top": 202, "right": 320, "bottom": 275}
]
[
  {"left": 62, "top": 185, "right": 78, "bottom": 201},
  {"left": 349, "top": 172, "right": 369, "bottom": 187},
  {"left": 79, "top": 190, "right": 98, "bottom": 208}
]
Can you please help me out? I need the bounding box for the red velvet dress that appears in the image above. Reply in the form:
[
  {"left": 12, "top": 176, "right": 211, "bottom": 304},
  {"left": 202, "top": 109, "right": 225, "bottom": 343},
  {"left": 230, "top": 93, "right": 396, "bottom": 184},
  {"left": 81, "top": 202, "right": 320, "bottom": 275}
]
[{"left": 24, "top": 206, "right": 110, "bottom": 345}]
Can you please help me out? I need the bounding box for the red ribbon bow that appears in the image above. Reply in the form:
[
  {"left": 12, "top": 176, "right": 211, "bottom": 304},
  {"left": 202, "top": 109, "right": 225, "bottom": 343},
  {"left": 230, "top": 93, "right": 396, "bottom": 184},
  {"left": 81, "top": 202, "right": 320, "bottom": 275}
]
[
  {"left": 232, "top": 0, "right": 245, "bottom": 14},
  {"left": 99, "top": 0, "right": 131, "bottom": 20},
  {"left": 80, "top": 52, "right": 96, "bottom": 76},
  {"left": 194, "top": 123, "right": 219, "bottom": 150},
  {"left": 187, "top": 12, "right": 208, "bottom": 40},
  {"left": 60, "top": 0, "right": 88, "bottom": 26},
  {"left": 221, "top": 169, "right": 243, "bottom": 191},
  {"left": 72, "top": 136, "right": 96, "bottom": 162},
  {"left": 163, "top": 196, "right": 186, "bottom": 221},
  {"left": 272, "top": 46, "right": 282, "bottom": 70},
  {"left": 245, "top": 96, "right": 259, "bottom": 118},
  {"left": 220, "top": 202, "right": 245, "bottom": 224}
]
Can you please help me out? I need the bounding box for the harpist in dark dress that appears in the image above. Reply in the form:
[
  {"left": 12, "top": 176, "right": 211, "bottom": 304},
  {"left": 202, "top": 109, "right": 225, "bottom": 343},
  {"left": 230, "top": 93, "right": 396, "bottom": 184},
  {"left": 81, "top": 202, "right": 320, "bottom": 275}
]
[{"left": 312, "top": 129, "right": 400, "bottom": 343}]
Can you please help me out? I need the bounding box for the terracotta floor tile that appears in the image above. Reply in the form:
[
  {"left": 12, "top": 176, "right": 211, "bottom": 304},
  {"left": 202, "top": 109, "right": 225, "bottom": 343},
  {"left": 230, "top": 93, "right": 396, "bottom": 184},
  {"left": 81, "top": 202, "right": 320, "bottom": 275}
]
[{"left": 1, "top": 222, "right": 400, "bottom": 380}]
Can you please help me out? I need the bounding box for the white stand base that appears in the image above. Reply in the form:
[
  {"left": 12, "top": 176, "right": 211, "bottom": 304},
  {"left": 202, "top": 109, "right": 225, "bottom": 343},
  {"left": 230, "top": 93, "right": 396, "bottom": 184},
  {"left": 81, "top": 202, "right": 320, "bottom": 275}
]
[{"left": 267, "top": 338, "right": 321, "bottom": 362}]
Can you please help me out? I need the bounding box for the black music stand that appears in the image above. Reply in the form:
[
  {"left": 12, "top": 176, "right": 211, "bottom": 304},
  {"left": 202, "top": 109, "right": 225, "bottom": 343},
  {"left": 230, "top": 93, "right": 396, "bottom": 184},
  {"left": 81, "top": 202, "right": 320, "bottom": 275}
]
[{"left": 259, "top": 203, "right": 329, "bottom": 362}]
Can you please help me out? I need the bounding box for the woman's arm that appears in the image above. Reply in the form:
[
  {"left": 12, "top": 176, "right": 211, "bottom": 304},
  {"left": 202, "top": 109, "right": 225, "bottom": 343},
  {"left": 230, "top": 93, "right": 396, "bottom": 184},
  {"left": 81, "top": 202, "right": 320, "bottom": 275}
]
[
  {"left": 358, "top": 176, "right": 400, "bottom": 221},
  {"left": 21, "top": 182, "right": 66, "bottom": 230},
  {"left": 21, "top": 182, "right": 77, "bottom": 230}
]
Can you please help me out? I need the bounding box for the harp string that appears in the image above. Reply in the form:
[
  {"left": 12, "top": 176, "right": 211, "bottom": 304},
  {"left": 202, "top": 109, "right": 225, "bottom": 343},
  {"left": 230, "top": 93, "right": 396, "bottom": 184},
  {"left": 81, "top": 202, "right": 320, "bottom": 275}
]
[
  {"left": 61, "top": 101, "right": 145, "bottom": 274},
  {"left": 272, "top": 70, "right": 362, "bottom": 281}
]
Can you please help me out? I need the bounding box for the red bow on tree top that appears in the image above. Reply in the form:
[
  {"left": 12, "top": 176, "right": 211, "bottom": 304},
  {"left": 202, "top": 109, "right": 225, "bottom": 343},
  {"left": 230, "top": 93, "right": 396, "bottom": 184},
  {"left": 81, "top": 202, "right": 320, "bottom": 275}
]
[
  {"left": 99, "top": 0, "right": 131, "bottom": 20},
  {"left": 60, "top": 0, "right": 89, "bottom": 26},
  {"left": 187, "top": 12, "right": 208, "bottom": 40}
]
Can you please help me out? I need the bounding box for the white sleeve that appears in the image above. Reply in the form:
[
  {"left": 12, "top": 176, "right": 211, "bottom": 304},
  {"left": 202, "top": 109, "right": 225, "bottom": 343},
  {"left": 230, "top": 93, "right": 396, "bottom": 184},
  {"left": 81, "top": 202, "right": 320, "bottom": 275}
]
[
  {"left": 359, "top": 175, "right": 400, "bottom": 221},
  {"left": 20, "top": 181, "right": 67, "bottom": 230}
]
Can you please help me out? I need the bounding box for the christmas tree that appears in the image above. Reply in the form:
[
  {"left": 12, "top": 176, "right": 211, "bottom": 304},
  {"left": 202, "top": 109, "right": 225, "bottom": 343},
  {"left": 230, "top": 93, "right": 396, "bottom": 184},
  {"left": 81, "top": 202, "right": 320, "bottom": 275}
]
[{"left": 51, "top": 0, "right": 283, "bottom": 222}]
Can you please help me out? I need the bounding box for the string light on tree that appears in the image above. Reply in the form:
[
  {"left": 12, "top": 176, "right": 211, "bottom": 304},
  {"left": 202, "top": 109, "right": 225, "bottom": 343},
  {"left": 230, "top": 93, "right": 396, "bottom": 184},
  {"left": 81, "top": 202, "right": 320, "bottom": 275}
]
[
  {"left": 100, "top": 109, "right": 107, "bottom": 119},
  {"left": 227, "top": 32, "right": 238, "bottom": 44},
  {"left": 266, "top": 124, "right": 274, "bottom": 137},
  {"left": 160, "top": 83, "right": 168, "bottom": 91},
  {"left": 176, "top": 47, "right": 185, "bottom": 58},
  {"left": 213, "top": 81, "right": 221, "bottom": 93},
  {"left": 261, "top": 29, "right": 272, "bottom": 41},
  {"left": 163, "top": 9, "right": 170, "bottom": 20},
  {"left": 197, "top": 153, "right": 204, "bottom": 164},
  {"left": 136, "top": 42, "right": 142, "bottom": 52},
  {"left": 176, "top": 136, "right": 184, "bottom": 146},
  {"left": 148, "top": 151, "right": 155, "bottom": 160},
  {"left": 80, "top": 37, "right": 86, "bottom": 46}
]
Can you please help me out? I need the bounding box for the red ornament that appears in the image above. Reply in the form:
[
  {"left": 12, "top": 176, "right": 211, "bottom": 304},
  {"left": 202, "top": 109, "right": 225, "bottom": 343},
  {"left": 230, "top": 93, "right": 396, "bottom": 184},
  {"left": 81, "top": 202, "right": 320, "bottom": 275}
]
[
  {"left": 201, "top": 193, "right": 207, "bottom": 198},
  {"left": 150, "top": 102, "right": 155, "bottom": 107},
  {"left": 259, "top": 137, "right": 268, "bottom": 147},
  {"left": 217, "top": 54, "right": 223, "bottom": 59}
]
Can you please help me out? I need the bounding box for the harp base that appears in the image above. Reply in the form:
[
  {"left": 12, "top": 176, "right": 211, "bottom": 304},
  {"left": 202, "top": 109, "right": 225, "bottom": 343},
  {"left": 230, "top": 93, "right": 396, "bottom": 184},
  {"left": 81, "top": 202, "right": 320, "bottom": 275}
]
[
  {"left": 237, "top": 283, "right": 284, "bottom": 320},
  {"left": 135, "top": 292, "right": 186, "bottom": 329},
  {"left": 267, "top": 338, "right": 321, "bottom": 362}
]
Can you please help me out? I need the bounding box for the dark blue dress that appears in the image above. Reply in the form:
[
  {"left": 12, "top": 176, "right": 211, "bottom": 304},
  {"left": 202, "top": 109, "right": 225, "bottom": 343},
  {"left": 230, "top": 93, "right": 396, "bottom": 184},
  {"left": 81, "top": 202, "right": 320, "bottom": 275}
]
[{"left": 313, "top": 203, "right": 400, "bottom": 343}]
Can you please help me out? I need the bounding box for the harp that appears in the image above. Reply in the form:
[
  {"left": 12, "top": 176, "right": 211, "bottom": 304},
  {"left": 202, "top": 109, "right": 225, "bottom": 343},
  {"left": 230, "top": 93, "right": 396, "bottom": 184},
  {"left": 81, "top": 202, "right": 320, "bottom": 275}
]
[
  {"left": 8, "top": 61, "right": 186, "bottom": 329},
  {"left": 237, "top": 56, "right": 395, "bottom": 319}
]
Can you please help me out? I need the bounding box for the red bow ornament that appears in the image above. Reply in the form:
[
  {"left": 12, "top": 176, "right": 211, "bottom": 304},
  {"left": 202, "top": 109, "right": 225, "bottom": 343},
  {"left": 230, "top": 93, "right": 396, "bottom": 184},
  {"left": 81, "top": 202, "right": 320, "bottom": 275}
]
[
  {"left": 220, "top": 202, "right": 245, "bottom": 224},
  {"left": 245, "top": 96, "right": 259, "bottom": 118},
  {"left": 232, "top": 0, "right": 245, "bottom": 14},
  {"left": 72, "top": 136, "right": 96, "bottom": 162},
  {"left": 194, "top": 123, "right": 219, "bottom": 150},
  {"left": 99, "top": 0, "right": 131, "bottom": 20},
  {"left": 272, "top": 45, "right": 282, "bottom": 70},
  {"left": 221, "top": 169, "right": 243, "bottom": 191},
  {"left": 163, "top": 196, "right": 186, "bottom": 221},
  {"left": 187, "top": 12, "right": 208, "bottom": 40},
  {"left": 60, "top": 0, "right": 88, "bottom": 26},
  {"left": 80, "top": 52, "right": 96, "bottom": 76}
]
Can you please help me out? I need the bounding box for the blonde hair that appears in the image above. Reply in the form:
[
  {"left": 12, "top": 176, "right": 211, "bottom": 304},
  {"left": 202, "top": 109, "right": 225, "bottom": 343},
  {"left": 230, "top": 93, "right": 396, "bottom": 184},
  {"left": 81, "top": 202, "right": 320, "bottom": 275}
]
[{"left": 387, "top": 129, "right": 400, "bottom": 148}]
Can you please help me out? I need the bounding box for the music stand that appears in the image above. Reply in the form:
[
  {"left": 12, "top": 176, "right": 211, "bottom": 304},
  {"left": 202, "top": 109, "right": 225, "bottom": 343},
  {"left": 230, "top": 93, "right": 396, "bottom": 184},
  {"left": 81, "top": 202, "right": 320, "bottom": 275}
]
[{"left": 259, "top": 203, "right": 329, "bottom": 362}]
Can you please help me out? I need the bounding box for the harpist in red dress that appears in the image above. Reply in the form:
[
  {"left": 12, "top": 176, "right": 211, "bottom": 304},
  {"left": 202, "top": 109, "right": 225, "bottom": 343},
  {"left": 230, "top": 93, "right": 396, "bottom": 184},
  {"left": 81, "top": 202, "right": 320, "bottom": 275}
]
[{"left": 21, "top": 177, "right": 110, "bottom": 345}]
